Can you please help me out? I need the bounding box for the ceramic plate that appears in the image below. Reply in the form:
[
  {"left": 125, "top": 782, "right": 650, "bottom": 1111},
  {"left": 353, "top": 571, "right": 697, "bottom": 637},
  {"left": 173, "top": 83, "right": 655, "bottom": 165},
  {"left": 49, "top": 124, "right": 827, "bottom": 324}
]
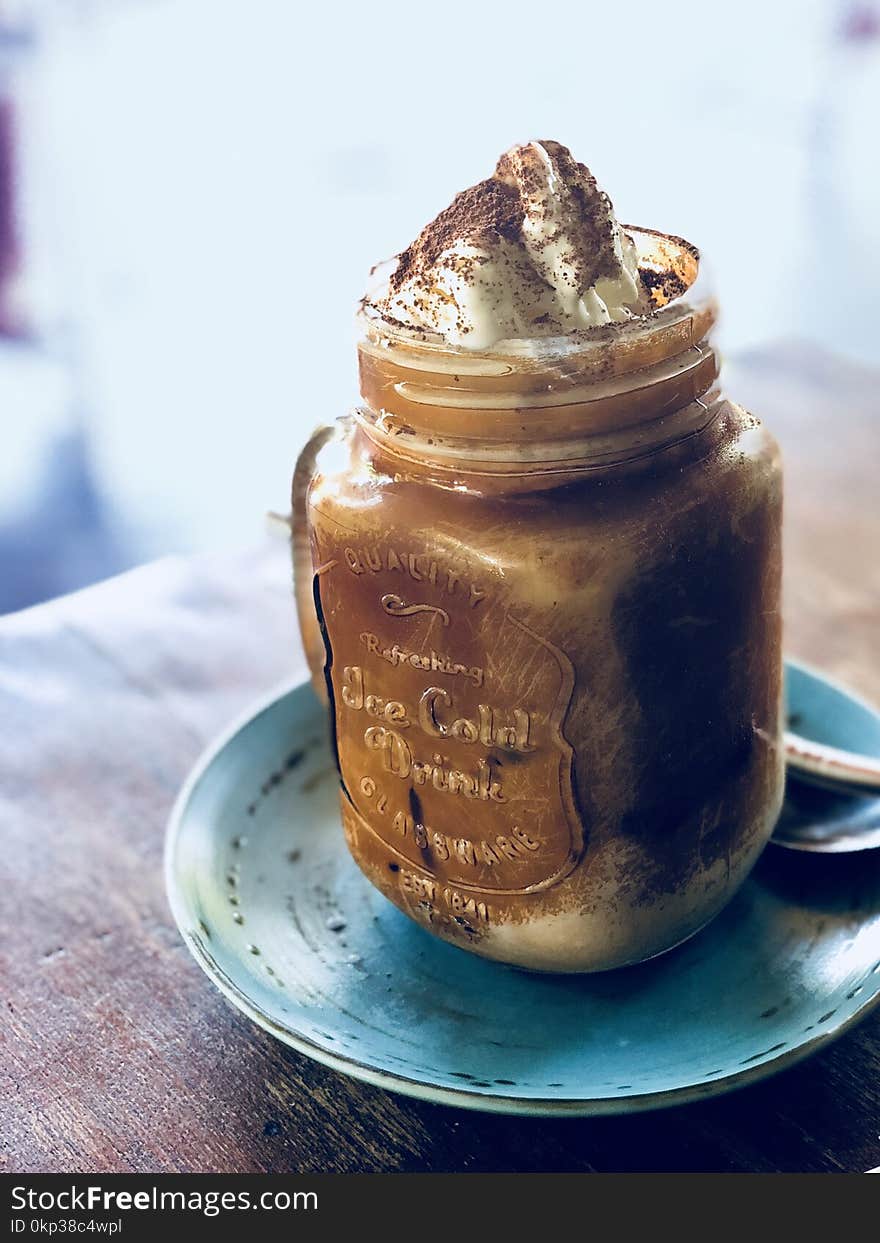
[{"left": 165, "top": 661, "right": 880, "bottom": 1116}]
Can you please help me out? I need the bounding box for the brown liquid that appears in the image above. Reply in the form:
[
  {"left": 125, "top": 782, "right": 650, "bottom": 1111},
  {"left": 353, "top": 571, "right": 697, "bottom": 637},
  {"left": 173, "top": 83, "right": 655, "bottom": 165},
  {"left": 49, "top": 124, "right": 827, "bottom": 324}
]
[{"left": 294, "top": 241, "right": 783, "bottom": 973}]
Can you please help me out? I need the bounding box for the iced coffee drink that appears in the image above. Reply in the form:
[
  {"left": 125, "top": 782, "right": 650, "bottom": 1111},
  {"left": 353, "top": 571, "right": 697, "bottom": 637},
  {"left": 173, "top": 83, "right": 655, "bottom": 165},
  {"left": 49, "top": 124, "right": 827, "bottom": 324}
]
[{"left": 292, "top": 141, "right": 783, "bottom": 973}]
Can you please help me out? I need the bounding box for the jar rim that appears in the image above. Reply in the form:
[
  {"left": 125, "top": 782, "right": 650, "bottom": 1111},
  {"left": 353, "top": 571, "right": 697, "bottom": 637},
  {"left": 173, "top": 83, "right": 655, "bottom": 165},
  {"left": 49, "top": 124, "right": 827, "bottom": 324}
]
[{"left": 355, "top": 226, "right": 719, "bottom": 475}]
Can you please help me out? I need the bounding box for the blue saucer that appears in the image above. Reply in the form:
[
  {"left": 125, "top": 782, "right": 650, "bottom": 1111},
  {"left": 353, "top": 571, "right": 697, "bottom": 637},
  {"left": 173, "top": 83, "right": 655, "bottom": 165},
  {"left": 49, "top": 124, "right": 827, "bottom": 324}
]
[{"left": 165, "top": 666, "right": 880, "bottom": 1115}]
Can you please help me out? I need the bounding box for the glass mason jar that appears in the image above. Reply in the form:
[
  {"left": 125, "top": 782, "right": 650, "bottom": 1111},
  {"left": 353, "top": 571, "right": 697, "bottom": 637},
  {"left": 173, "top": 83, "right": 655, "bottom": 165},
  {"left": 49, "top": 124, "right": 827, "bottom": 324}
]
[{"left": 292, "top": 229, "right": 783, "bottom": 973}]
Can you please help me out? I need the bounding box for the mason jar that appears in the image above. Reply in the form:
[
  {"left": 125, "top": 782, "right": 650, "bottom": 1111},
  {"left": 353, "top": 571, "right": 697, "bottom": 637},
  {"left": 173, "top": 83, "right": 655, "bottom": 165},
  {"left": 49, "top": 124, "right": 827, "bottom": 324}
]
[{"left": 292, "top": 228, "right": 784, "bottom": 973}]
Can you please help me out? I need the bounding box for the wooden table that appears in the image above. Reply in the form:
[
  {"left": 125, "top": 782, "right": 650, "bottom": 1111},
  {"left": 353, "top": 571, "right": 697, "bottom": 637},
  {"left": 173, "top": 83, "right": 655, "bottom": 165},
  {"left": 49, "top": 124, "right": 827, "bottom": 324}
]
[{"left": 2, "top": 344, "right": 879, "bottom": 1174}]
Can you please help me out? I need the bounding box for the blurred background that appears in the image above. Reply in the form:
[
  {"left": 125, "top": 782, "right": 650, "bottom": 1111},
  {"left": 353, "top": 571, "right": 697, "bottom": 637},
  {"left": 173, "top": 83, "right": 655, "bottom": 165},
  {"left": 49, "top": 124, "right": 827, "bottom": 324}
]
[{"left": 0, "top": 0, "right": 878, "bottom": 613}]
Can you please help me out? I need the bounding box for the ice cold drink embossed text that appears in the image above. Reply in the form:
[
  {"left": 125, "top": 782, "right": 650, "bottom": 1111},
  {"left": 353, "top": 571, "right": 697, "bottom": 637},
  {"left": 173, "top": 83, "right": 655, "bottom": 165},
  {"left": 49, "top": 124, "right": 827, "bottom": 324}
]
[{"left": 292, "top": 141, "right": 783, "bottom": 972}]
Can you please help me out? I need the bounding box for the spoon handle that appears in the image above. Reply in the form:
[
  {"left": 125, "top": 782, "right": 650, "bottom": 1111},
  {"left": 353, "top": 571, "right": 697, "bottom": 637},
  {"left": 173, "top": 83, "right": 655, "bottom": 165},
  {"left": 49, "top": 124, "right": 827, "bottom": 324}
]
[{"left": 785, "top": 730, "right": 880, "bottom": 796}]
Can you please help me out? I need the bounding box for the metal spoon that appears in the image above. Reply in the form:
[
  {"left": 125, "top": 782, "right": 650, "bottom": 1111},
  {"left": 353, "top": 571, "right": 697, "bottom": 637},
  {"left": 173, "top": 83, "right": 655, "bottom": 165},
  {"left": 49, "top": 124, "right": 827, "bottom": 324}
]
[
  {"left": 774, "top": 667, "right": 880, "bottom": 852},
  {"left": 773, "top": 767, "right": 880, "bottom": 852}
]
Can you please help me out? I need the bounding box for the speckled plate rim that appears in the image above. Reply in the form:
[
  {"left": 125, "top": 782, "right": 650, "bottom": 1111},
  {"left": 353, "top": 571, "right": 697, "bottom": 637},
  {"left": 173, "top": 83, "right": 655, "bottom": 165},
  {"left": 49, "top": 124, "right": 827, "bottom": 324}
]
[{"left": 164, "top": 666, "right": 880, "bottom": 1118}]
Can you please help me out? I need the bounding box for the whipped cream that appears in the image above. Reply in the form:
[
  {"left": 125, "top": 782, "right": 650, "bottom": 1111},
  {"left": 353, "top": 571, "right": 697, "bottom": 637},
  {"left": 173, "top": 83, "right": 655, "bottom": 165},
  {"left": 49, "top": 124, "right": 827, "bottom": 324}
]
[{"left": 367, "top": 140, "right": 648, "bottom": 350}]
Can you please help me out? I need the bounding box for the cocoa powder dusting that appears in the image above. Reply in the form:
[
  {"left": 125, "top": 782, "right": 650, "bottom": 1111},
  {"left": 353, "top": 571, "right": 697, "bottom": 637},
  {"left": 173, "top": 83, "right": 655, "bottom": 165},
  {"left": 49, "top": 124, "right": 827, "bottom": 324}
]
[
  {"left": 369, "top": 140, "right": 697, "bottom": 344},
  {"left": 389, "top": 140, "right": 632, "bottom": 301},
  {"left": 638, "top": 258, "right": 693, "bottom": 308},
  {"left": 389, "top": 177, "right": 522, "bottom": 295},
  {"left": 497, "top": 139, "right": 623, "bottom": 287}
]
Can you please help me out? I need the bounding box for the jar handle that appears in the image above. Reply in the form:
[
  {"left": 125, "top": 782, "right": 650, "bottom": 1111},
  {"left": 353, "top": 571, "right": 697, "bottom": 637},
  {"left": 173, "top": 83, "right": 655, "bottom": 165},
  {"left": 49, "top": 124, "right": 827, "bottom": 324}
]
[{"left": 292, "top": 423, "right": 337, "bottom": 701}]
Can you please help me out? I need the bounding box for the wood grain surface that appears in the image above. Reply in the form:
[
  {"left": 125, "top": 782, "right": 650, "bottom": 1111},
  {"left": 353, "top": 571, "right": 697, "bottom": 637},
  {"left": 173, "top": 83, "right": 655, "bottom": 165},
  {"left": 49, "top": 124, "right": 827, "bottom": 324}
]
[{"left": 1, "top": 344, "right": 878, "bottom": 1173}]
